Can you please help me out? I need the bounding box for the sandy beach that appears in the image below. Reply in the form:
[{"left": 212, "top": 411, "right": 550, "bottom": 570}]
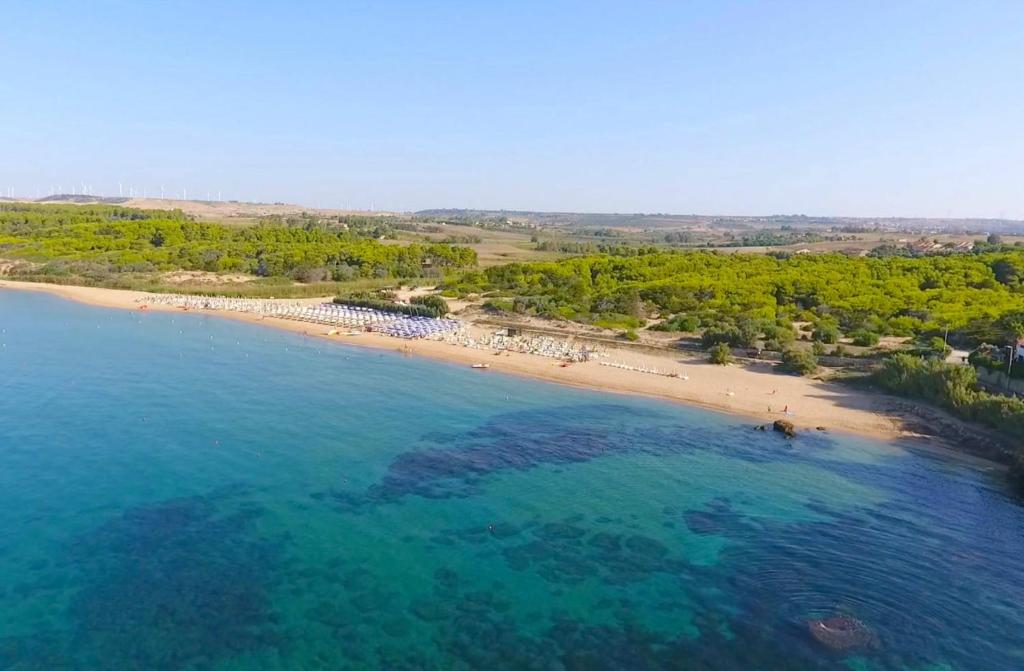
[{"left": 1, "top": 280, "right": 907, "bottom": 441}]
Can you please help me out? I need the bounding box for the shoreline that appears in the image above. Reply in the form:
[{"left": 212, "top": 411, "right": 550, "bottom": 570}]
[{"left": 1, "top": 279, "right": 932, "bottom": 445}]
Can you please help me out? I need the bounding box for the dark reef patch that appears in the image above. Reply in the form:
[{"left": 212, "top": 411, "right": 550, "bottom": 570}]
[
  {"left": 317, "top": 404, "right": 841, "bottom": 512},
  {"left": 49, "top": 493, "right": 289, "bottom": 670}
]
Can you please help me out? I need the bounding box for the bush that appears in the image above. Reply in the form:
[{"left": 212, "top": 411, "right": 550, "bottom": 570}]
[
  {"left": 782, "top": 348, "right": 818, "bottom": 375},
  {"left": 928, "top": 336, "right": 952, "bottom": 358},
  {"left": 291, "top": 266, "right": 331, "bottom": 283},
  {"left": 811, "top": 341, "right": 826, "bottom": 356},
  {"left": 851, "top": 330, "right": 880, "bottom": 347},
  {"left": 813, "top": 322, "right": 839, "bottom": 344},
  {"left": 650, "top": 314, "right": 700, "bottom": 332},
  {"left": 873, "top": 353, "right": 1024, "bottom": 447},
  {"left": 709, "top": 342, "right": 732, "bottom": 365},
  {"left": 621, "top": 329, "right": 639, "bottom": 342},
  {"left": 763, "top": 324, "right": 795, "bottom": 345},
  {"left": 333, "top": 296, "right": 443, "bottom": 318},
  {"left": 410, "top": 294, "right": 449, "bottom": 316},
  {"left": 483, "top": 298, "right": 514, "bottom": 313},
  {"left": 701, "top": 325, "right": 739, "bottom": 349}
]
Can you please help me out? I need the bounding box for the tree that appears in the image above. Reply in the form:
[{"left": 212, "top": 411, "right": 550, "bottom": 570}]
[
  {"left": 991, "top": 258, "right": 1022, "bottom": 287},
  {"left": 733, "top": 316, "right": 760, "bottom": 348},
  {"left": 709, "top": 342, "right": 732, "bottom": 365}
]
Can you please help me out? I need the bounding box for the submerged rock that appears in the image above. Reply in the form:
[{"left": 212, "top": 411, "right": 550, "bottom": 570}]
[
  {"left": 807, "top": 616, "right": 877, "bottom": 650},
  {"left": 772, "top": 419, "right": 796, "bottom": 438}
]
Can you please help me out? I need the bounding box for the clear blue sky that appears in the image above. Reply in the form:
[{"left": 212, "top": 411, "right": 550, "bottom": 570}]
[{"left": 2, "top": 1, "right": 1022, "bottom": 217}]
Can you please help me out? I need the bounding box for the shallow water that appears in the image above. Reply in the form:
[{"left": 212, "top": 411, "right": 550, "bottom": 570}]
[{"left": 1, "top": 290, "right": 1022, "bottom": 670}]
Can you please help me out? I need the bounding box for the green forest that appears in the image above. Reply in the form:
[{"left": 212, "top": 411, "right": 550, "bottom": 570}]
[
  {"left": 0, "top": 203, "right": 477, "bottom": 282},
  {"left": 4, "top": 203, "right": 1023, "bottom": 348},
  {"left": 445, "top": 249, "right": 1024, "bottom": 343}
]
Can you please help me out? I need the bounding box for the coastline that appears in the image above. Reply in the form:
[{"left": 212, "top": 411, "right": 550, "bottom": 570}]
[{"left": 2, "top": 279, "right": 913, "bottom": 443}]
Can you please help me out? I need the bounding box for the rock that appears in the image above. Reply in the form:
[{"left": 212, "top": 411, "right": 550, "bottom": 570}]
[
  {"left": 754, "top": 424, "right": 766, "bottom": 431},
  {"left": 772, "top": 419, "right": 796, "bottom": 438},
  {"left": 816, "top": 426, "right": 827, "bottom": 432},
  {"left": 807, "top": 616, "right": 877, "bottom": 650}
]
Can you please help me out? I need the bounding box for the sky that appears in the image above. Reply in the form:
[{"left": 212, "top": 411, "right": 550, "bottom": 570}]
[{"left": 1, "top": 1, "right": 1022, "bottom": 217}]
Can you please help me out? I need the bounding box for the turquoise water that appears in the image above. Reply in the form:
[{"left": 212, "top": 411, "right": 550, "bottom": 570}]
[{"left": 1, "top": 291, "right": 1023, "bottom": 670}]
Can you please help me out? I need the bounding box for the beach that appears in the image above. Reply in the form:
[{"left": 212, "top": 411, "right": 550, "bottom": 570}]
[{"left": 1, "top": 279, "right": 905, "bottom": 440}]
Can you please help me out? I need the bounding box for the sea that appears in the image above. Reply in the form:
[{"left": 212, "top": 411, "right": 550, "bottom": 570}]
[{"left": 1, "top": 289, "right": 1023, "bottom": 671}]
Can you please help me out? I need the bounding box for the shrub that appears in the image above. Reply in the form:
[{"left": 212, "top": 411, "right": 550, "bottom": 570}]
[
  {"left": 709, "top": 342, "right": 732, "bottom": 365},
  {"left": 928, "top": 337, "right": 952, "bottom": 358},
  {"left": 333, "top": 296, "right": 442, "bottom": 318},
  {"left": 781, "top": 348, "right": 818, "bottom": 375},
  {"left": 763, "top": 324, "right": 795, "bottom": 345},
  {"left": 621, "top": 329, "right": 639, "bottom": 342},
  {"left": 483, "top": 299, "right": 514, "bottom": 313},
  {"left": 701, "top": 326, "right": 739, "bottom": 349},
  {"left": 851, "top": 330, "right": 881, "bottom": 347},
  {"left": 813, "top": 322, "right": 839, "bottom": 344},
  {"left": 650, "top": 314, "right": 700, "bottom": 332},
  {"left": 811, "top": 341, "right": 826, "bottom": 356},
  {"left": 872, "top": 353, "right": 1024, "bottom": 447},
  {"left": 410, "top": 294, "right": 449, "bottom": 316}
]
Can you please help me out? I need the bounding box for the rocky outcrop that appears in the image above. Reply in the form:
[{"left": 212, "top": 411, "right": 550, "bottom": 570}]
[
  {"left": 807, "top": 616, "right": 877, "bottom": 650},
  {"left": 772, "top": 419, "right": 796, "bottom": 438}
]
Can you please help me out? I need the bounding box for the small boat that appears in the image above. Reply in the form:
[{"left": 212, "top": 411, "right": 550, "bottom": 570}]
[
  {"left": 326, "top": 329, "right": 339, "bottom": 336},
  {"left": 344, "top": 331, "right": 362, "bottom": 336},
  {"left": 471, "top": 363, "right": 490, "bottom": 369}
]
